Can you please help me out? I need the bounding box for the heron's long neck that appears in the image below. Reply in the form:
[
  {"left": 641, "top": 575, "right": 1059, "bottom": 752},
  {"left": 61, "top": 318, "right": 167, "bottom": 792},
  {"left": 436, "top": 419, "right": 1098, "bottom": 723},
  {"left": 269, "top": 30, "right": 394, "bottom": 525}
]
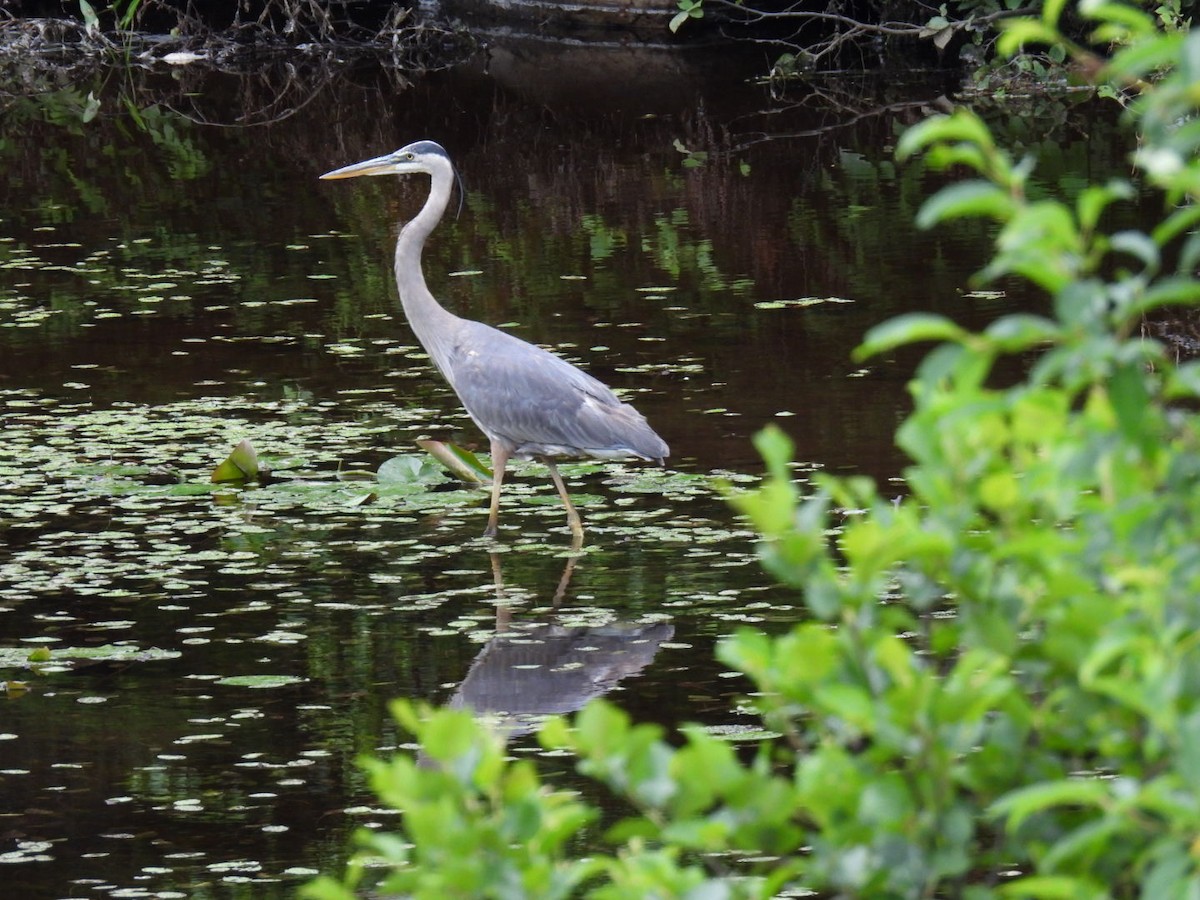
[{"left": 394, "top": 167, "right": 460, "bottom": 360}]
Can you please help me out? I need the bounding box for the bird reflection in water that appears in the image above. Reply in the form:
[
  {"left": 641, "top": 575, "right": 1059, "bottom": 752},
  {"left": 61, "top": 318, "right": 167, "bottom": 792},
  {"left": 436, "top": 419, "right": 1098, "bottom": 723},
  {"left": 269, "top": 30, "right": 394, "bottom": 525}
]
[{"left": 443, "top": 552, "right": 674, "bottom": 741}]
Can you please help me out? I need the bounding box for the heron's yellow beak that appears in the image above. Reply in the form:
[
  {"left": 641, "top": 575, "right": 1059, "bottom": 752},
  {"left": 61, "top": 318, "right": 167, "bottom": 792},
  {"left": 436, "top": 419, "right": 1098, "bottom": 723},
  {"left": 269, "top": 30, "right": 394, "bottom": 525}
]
[{"left": 319, "top": 154, "right": 400, "bottom": 180}]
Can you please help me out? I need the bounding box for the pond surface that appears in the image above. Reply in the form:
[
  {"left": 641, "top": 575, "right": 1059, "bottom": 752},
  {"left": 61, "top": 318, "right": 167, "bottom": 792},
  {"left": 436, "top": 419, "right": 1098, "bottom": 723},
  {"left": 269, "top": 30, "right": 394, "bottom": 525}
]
[{"left": 0, "top": 40, "right": 1127, "bottom": 898}]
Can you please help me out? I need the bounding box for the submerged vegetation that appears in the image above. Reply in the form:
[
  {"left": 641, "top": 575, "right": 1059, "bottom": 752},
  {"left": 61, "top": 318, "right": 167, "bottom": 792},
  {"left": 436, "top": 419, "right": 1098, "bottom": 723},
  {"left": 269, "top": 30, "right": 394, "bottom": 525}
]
[{"left": 305, "top": 3, "right": 1200, "bottom": 897}]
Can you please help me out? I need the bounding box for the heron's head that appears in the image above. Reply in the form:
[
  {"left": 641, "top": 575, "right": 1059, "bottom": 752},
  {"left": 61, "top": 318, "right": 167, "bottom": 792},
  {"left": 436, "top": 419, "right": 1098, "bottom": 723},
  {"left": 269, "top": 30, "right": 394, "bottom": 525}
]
[
  {"left": 320, "top": 140, "right": 465, "bottom": 218},
  {"left": 319, "top": 140, "right": 452, "bottom": 181}
]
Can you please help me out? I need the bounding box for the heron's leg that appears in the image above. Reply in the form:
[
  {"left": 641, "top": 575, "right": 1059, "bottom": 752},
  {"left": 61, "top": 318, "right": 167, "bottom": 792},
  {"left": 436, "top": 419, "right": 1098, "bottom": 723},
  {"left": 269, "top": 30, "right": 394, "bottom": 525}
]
[
  {"left": 544, "top": 459, "right": 584, "bottom": 542},
  {"left": 484, "top": 440, "right": 510, "bottom": 538},
  {"left": 489, "top": 552, "right": 516, "bottom": 630},
  {"left": 552, "top": 554, "right": 579, "bottom": 605}
]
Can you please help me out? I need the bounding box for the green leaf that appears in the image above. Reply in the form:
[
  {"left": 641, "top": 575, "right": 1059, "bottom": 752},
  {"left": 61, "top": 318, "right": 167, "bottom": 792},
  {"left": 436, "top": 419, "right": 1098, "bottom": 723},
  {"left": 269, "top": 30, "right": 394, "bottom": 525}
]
[
  {"left": 1141, "top": 847, "right": 1196, "bottom": 900},
  {"left": 116, "top": 0, "right": 143, "bottom": 29},
  {"left": 921, "top": 14, "right": 950, "bottom": 34},
  {"left": 997, "top": 19, "right": 1062, "bottom": 56},
  {"left": 924, "top": 142, "right": 991, "bottom": 175},
  {"left": 1107, "top": 31, "right": 1186, "bottom": 83},
  {"left": 752, "top": 424, "right": 794, "bottom": 481},
  {"left": 1152, "top": 203, "right": 1200, "bottom": 248},
  {"left": 1053, "top": 279, "right": 1108, "bottom": 328},
  {"left": 299, "top": 875, "right": 359, "bottom": 900},
  {"left": 858, "top": 774, "right": 915, "bottom": 827},
  {"left": 979, "top": 470, "right": 1020, "bottom": 511},
  {"left": 376, "top": 452, "right": 448, "bottom": 487},
  {"left": 1108, "top": 230, "right": 1160, "bottom": 271},
  {"left": 1127, "top": 276, "right": 1200, "bottom": 318},
  {"left": 896, "top": 111, "right": 995, "bottom": 163},
  {"left": 909, "top": 342, "right": 973, "bottom": 391},
  {"left": 79, "top": 0, "right": 99, "bottom": 32},
  {"left": 1042, "top": 0, "right": 1069, "bottom": 26},
  {"left": 854, "top": 313, "right": 969, "bottom": 361},
  {"left": 991, "top": 779, "right": 1111, "bottom": 831},
  {"left": 669, "top": 0, "right": 703, "bottom": 33},
  {"left": 1166, "top": 361, "right": 1200, "bottom": 399},
  {"left": 813, "top": 683, "right": 873, "bottom": 732},
  {"left": 211, "top": 438, "right": 260, "bottom": 483},
  {"left": 1106, "top": 362, "right": 1153, "bottom": 445},
  {"left": 1076, "top": 181, "right": 1133, "bottom": 233},
  {"left": 917, "top": 181, "right": 1016, "bottom": 228},
  {"left": 1081, "top": 0, "right": 1156, "bottom": 39},
  {"left": 1039, "top": 816, "right": 1123, "bottom": 874},
  {"left": 983, "top": 314, "right": 1061, "bottom": 351},
  {"left": 998, "top": 875, "right": 1108, "bottom": 898},
  {"left": 421, "top": 706, "right": 495, "bottom": 764},
  {"left": 416, "top": 439, "right": 492, "bottom": 482}
]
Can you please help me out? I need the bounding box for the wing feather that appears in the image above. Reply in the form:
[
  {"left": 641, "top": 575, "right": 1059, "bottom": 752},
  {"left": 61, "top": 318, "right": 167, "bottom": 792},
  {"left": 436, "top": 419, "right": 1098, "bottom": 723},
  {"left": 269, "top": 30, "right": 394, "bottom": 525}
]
[{"left": 445, "top": 321, "right": 668, "bottom": 461}]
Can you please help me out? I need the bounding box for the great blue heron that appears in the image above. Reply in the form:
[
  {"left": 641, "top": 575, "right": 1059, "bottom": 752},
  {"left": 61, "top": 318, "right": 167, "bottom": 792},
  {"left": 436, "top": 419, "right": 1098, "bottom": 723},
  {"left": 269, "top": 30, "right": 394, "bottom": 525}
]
[{"left": 320, "top": 140, "right": 669, "bottom": 541}]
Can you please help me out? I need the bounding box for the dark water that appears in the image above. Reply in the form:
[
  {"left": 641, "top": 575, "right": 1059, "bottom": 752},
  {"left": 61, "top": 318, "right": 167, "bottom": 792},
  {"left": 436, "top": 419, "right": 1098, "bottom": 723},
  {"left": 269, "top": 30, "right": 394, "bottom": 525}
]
[{"left": 0, "top": 41, "right": 1126, "bottom": 897}]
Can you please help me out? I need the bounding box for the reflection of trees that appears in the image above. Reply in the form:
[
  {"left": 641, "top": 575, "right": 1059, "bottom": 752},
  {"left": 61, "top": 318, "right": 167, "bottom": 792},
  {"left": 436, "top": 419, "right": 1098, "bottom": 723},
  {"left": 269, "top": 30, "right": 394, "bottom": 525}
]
[
  {"left": 446, "top": 553, "right": 674, "bottom": 739},
  {"left": 160, "top": 62, "right": 410, "bottom": 129}
]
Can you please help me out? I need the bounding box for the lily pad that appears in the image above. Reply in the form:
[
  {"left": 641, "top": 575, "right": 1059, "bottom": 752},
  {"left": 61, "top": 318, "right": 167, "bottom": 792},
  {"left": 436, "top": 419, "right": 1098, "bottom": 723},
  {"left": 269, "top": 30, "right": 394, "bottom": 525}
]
[
  {"left": 216, "top": 675, "right": 308, "bottom": 689},
  {"left": 377, "top": 452, "right": 449, "bottom": 486},
  {"left": 0, "top": 644, "right": 181, "bottom": 670}
]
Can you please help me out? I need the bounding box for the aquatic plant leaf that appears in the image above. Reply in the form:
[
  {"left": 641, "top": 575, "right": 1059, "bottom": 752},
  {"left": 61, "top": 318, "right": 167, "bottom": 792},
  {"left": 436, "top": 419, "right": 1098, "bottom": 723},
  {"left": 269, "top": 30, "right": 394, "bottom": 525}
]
[
  {"left": 607, "top": 467, "right": 719, "bottom": 499},
  {"left": 754, "top": 296, "right": 853, "bottom": 310},
  {"left": 216, "top": 675, "right": 307, "bottom": 689},
  {"left": 377, "top": 452, "right": 448, "bottom": 485},
  {"left": 211, "top": 438, "right": 260, "bottom": 483},
  {"left": 335, "top": 469, "right": 377, "bottom": 482},
  {"left": 417, "top": 439, "right": 492, "bottom": 483},
  {"left": 0, "top": 644, "right": 181, "bottom": 670}
]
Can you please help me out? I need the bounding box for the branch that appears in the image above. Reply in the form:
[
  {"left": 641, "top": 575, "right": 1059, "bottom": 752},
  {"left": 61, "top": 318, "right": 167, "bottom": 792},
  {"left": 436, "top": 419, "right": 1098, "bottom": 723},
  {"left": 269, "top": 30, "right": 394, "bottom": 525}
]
[{"left": 703, "top": 0, "right": 1039, "bottom": 39}]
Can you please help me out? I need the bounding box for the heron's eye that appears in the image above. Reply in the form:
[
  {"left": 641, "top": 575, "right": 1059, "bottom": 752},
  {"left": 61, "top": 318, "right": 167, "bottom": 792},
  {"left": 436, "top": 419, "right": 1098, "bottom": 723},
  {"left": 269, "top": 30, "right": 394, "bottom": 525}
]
[{"left": 405, "top": 153, "right": 415, "bottom": 160}]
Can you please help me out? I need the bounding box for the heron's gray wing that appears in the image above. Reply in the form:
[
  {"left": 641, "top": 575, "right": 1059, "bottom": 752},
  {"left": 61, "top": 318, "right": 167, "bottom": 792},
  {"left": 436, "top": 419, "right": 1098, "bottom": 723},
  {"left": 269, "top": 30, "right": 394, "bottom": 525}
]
[{"left": 448, "top": 322, "right": 666, "bottom": 460}]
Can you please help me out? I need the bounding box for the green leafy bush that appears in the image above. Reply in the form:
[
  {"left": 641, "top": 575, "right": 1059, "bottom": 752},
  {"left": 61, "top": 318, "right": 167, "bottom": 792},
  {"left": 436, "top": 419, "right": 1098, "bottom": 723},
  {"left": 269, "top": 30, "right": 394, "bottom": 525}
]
[{"left": 305, "top": 3, "right": 1200, "bottom": 897}]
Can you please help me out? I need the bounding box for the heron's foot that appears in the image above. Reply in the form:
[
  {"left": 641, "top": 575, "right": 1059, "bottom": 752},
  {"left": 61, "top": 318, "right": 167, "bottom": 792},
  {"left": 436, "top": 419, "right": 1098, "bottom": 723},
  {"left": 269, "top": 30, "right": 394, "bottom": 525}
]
[{"left": 482, "top": 522, "right": 499, "bottom": 539}]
